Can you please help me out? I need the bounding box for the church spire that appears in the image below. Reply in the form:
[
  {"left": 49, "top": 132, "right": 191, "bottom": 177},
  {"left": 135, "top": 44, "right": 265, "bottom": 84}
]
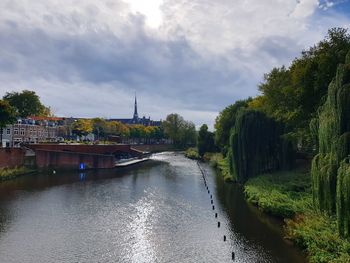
[{"left": 133, "top": 92, "right": 138, "bottom": 120}]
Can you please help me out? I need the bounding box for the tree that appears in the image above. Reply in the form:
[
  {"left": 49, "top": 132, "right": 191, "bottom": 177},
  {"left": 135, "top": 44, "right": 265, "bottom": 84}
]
[
  {"left": 3, "top": 90, "right": 47, "bottom": 118},
  {"left": 163, "top": 113, "right": 196, "bottom": 147},
  {"left": 310, "top": 51, "right": 350, "bottom": 237},
  {"left": 0, "top": 100, "right": 16, "bottom": 147},
  {"left": 179, "top": 121, "right": 196, "bottom": 147},
  {"left": 254, "top": 28, "right": 350, "bottom": 151},
  {"left": 197, "top": 124, "right": 216, "bottom": 156},
  {"left": 91, "top": 118, "right": 108, "bottom": 141},
  {"left": 113, "top": 121, "right": 130, "bottom": 137},
  {"left": 39, "top": 106, "right": 54, "bottom": 117},
  {"left": 162, "top": 113, "right": 184, "bottom": 145},
  {"left": 71, "top": 119, "right": 93, "bottom": 138},
  {"left": 214, "top": 99, "right": 250, "bottom": 154},
  {"left": 229, "top": 109, "right": 294, "bottom": 183}
]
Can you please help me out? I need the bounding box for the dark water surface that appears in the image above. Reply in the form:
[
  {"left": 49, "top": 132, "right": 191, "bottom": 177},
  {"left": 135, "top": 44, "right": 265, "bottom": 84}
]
[{"left": 0, "top": 152, "right": 306, "bottom": 262}]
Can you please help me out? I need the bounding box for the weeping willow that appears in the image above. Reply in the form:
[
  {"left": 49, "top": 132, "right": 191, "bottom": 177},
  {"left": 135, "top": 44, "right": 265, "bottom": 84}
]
[
  {"left": 311, "top": 51, "right": 350, "bottom": 237},
  {"left": 309, "top": 117, "right": 319, "bottom": 152},
  {"left": 337, "top": 160, "right": 350, "bottom": 237},
  {"left": 228, "top": 109, "right": 294, "bottom": 183}
]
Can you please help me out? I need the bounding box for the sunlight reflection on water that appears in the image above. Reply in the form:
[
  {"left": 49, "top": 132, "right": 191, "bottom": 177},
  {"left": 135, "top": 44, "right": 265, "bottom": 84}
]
[{"left": 0, "top": 152, "right": 306, "bottom": 263}]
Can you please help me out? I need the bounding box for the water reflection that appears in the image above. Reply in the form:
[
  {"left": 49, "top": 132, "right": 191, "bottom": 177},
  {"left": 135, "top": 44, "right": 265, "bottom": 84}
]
[
  {"left": 0, "top": 153, "right": 305, "bottom": 263},
  {"left": 79, "top": 173, "right": 86, "bottom": 181},
  {"left": 209, "top": 164, "right": 306, "bottom": 262}
]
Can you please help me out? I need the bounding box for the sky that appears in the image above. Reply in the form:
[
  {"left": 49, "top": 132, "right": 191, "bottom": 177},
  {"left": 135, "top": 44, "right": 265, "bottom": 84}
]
[{"left": 0, "top": 0, "right": 350, "bottom": 129}]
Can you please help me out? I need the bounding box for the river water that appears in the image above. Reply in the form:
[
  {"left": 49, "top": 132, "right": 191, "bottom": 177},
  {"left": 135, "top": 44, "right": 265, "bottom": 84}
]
[{"left": 0, "top": 152, "right": 306, "bottom": 262}]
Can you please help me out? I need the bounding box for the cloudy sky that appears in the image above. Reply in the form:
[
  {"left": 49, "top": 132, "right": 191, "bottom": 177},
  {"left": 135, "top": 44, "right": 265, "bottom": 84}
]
[{"left": 0, "top": 0, "right": 349, "bottom": 128}]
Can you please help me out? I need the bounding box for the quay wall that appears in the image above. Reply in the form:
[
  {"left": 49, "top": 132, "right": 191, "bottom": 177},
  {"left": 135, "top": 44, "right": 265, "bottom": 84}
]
[
  {"left": 36, "top": 150, "right": 115, "bottom": 170},
  {"left": 0, "top": 148, "right": 25, "bottom": 168},
  {"left": 27, "top": 144, "right": 137, "bottom": 155},
  {"left": 0, "top": 144, "right": 173, "bottom": 171}
]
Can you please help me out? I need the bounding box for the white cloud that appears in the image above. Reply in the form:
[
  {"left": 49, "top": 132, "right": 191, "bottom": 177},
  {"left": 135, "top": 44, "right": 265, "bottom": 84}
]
[
  {"left": 0, "top": 0, "right": 349, "bottom": 129},
  {"left": 126, "top": 0, "right": 164, "bottom": 28},
  {"left": 291, "top": 0, "right": 319, "bottom": 18}
]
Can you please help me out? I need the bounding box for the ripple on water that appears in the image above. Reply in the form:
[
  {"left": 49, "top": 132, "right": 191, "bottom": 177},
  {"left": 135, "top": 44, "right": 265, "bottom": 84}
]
[{"left": 0, "top": 152, "right": 306, "bottom": 263}]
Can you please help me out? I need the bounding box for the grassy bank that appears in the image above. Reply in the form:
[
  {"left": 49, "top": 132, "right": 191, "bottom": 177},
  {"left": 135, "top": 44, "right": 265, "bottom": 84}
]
[
  {"left": 244, "top": 170, "right": 350, "bottom": 262},
  {"left": 207, "top": 153, "right": 235, "bottom": 182},
  {"left": 0, "top": 166, "right": 35, "bottom": 181},
  {"left": 245, "top": 170, "right": 312, "bottom": 218},
  {"left": 185, "top": 148, "right": 235, "bottom": 182}
]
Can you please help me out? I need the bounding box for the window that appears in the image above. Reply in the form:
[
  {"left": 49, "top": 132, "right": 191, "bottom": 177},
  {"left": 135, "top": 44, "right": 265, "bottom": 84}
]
[
  {"left": 20, "top": 128, "right": 25, "bottom": 136},
  {"left": 14, "top": 128, "right": 19, "bottom": 135},
  {"left": 6, "top": 129, "right": 10, "bottom": 135}
]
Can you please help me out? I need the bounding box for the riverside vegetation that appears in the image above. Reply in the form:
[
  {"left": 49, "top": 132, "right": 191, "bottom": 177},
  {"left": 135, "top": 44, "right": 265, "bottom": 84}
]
[
  {"left": 187, "top": 28, "right": 350, "bottom": 262},
  {"left": 0, "top": 166, "right": 35, "bottom": 181}
]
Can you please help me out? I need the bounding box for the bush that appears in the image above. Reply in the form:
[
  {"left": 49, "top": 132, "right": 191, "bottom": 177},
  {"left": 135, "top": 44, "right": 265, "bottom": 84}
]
[
  {"left": 245, "top": 169, "right": 350, "bottom": 262},
  {"left": 209, "top": 153, "right": 236, "bottom": 182},
  {"left": 0, "top": 166, "right": 33, "bottom": 181},
  {"left": 185, "top": 147, "right": 200, "bottom": 160},
  {"left": 244, "top": 170, "right": 312, "bottom": 218},
  {"left": 286, "top": 213, "right": 350, "bottom": 263}
]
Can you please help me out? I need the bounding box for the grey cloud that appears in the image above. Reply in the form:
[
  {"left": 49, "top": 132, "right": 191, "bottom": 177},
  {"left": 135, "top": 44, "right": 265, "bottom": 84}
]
[
  {"left": 0, "top": 0, "right": 348, "bottom": 128},
  {"left": 0, "top": 21, "right": 256, "bottom": 114}
]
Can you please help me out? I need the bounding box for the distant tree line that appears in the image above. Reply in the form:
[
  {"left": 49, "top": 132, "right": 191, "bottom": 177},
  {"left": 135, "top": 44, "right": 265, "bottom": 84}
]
[
  {"left": 68, "top": 118, "right": 165, "bottom": 143},
  {"left": 0, "top": 90, "right": 198, "bottom": 146}
]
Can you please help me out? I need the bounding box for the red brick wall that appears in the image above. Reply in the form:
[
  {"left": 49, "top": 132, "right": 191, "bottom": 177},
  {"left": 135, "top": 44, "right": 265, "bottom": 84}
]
[
  {"left": 28, "top": 144, "right": 133, "bottom": 154},
  {"left": 36, "top": 150, "right": 115, "bottom": 169},
  {"left": 0, "top": 148, "right": 25, "bottom": 168}
]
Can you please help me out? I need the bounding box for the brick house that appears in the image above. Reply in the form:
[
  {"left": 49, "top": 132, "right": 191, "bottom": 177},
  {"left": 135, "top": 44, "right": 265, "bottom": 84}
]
[{"left": 1, "top": 117, "right": 65, "bottom": 147}]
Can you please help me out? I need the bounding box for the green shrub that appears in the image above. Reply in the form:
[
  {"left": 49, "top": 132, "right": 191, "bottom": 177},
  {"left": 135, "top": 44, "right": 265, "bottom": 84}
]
[
  {"left": 209, "top": 153, "right": 236, "bottom": 182},
  {"left": 0, "top": 166, "right": 33, "bottom": 181},
  {"left": 244, "top": 170, "right": 312, "bottom": 218},
  {"left": 245, "top": 169, "right": 350, "bottom": 262},
  {"left": 203, "top": 152, "right": 214, "bottom": 162},
  {"left": 185, "top": 147, "right": 200, "bottom": 160},
  {"left": 286, "top": 213, "right": 350, "bottom": 263}
]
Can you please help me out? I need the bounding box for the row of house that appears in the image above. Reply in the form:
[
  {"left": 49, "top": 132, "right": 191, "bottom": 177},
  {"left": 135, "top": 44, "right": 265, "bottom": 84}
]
[
  {"left": 1, "top": 117, "right": 65, "bottom": 147},
  {"left": 1, "top": 97, "right": 162, "bottom": 147},
  {"left": 1, "top": 116, "right": 162, "bottom": 147}
]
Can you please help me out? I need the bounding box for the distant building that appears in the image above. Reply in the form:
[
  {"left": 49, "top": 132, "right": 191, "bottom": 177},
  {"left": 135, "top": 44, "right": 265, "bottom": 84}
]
[
  {"left": 1, "top": 126, "right": 12, "bottom": 147},
  {"left": 110, "top": 95, "right": 161, "bottom": 126},
  {"left": 1, "top": 117, "right": 64, "bottom": 147}
]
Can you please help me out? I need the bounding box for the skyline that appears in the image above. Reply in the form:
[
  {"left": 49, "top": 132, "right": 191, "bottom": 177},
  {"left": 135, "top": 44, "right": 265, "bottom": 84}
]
[{"left": 0, "top": 0, "right": 350, "bottom": 129}]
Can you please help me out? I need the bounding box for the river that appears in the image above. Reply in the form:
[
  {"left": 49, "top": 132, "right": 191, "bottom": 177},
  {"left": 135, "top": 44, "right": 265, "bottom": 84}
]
[{"left": 0, "top": 152, "right": 306, "bottom": 262}]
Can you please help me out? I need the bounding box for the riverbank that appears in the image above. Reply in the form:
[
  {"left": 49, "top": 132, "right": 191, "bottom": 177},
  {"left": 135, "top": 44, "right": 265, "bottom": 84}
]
[
  {"left": 195, "top": 150, "right": 350, "bottom": 262},
  {"left": 244, "top": 170, "right": 350, "bottom": 263},
  {"left": 207, "top": 153, "right": 234, "bottom": 182},
  {"left": 0, "top": 166, "right": 36, "bottom": 181},
  {"left": 185, "top": 148, "right": 235, "bottom": 182}
]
